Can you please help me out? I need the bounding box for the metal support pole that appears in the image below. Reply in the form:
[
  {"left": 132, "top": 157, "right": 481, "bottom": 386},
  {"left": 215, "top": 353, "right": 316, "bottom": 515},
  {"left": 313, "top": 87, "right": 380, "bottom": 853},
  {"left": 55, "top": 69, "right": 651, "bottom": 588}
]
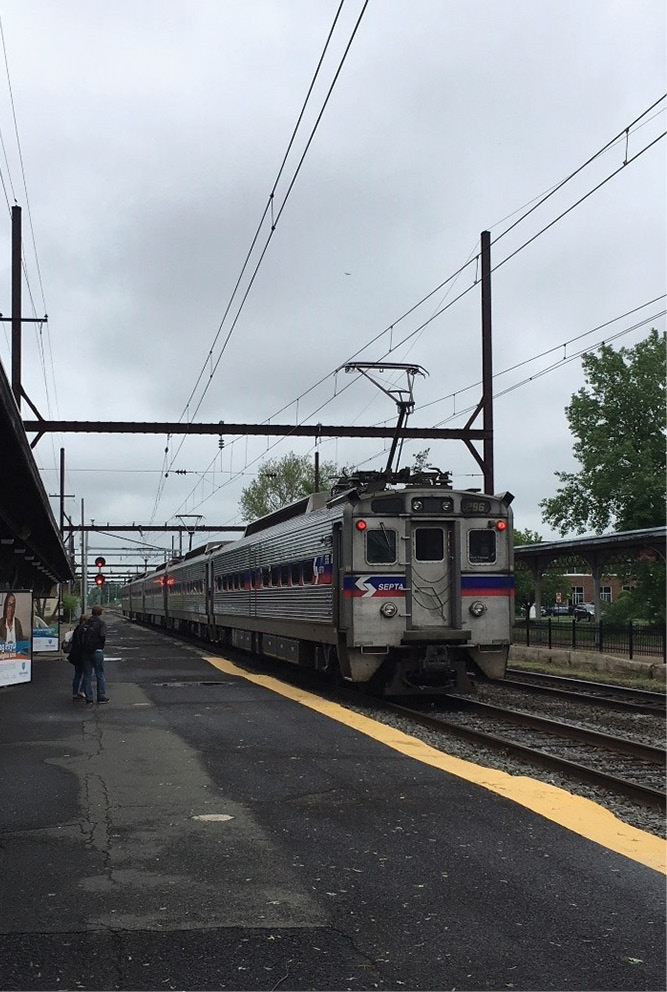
[
  {"left": 59, "top": 448, "right": 65, "bottom": 535},
  {"left": 480, "top": 230, "right": 494, "bottom": 494},
  {"left": 11, "top": 205, "right": 22, "bottom": 409},
  {"left": 80, "top": 498, "right": 87, "bottom": 616},
  {"left": 314, "top": 451, "right": 320, "bottom": 491}
]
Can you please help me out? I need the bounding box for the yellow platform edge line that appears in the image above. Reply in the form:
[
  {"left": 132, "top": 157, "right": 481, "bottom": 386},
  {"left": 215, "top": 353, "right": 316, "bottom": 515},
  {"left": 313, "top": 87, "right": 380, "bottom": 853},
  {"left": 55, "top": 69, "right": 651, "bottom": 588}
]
[{"left": 204, "top": 655, "right": 666, "bottom": 875}]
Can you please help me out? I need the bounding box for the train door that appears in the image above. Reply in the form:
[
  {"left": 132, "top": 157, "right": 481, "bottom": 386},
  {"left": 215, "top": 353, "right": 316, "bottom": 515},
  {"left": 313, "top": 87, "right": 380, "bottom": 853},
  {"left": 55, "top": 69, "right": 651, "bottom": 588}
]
[{"left": 407, "top": 522, "right": 454, "bottom": 628}]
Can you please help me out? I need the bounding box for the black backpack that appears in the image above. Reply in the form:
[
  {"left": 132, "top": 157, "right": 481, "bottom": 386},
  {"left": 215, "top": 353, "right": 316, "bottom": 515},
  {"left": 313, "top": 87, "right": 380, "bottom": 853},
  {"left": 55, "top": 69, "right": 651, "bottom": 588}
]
[{"left": 79, "top": 621, "right": 99, "bottom": 654}]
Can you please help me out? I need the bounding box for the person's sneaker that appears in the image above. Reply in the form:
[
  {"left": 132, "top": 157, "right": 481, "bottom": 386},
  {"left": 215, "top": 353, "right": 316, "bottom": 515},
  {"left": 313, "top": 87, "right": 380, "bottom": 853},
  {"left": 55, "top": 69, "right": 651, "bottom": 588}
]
[
  {"left": 86, "top": 700, "right": 94, "bottom": 705},
  {"left": 75, "top": 692, "right": 86, "bottom": 700},
  {"left": 97, "top": 697, "right": 110, "bottom": 704}
]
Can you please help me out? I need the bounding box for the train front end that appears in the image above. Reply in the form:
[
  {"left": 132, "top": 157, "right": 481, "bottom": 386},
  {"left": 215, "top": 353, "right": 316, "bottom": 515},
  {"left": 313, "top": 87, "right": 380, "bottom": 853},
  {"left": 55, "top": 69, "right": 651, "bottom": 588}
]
[{"left": 336, "top": 472, "right": 514, "bottom": 694}]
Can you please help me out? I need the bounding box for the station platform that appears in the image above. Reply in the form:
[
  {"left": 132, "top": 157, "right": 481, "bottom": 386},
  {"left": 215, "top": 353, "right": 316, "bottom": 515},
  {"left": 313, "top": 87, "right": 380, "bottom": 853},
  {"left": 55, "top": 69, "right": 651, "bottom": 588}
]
[{"left": 0, "top": 614, "right": 664, "bottom": 991}]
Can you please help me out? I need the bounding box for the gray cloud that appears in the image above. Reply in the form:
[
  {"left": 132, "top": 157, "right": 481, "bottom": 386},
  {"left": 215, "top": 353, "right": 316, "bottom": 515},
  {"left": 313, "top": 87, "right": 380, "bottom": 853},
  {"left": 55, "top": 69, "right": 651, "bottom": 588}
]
[{"left": 0, "top": 0, "right": 664, "bottom": 569}]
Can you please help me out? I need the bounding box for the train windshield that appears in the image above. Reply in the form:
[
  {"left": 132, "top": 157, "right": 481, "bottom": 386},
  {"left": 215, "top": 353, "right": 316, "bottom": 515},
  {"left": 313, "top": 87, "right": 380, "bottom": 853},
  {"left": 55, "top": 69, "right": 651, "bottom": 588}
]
[
  {"left": 415, "top": 527, "right": 444, "bottom": 561},
  {"left": 469, "top": 529, "right": 496, "bottom": 563},
  {"left": 366, "top": 528, "right": 397, "bottom": 564}
]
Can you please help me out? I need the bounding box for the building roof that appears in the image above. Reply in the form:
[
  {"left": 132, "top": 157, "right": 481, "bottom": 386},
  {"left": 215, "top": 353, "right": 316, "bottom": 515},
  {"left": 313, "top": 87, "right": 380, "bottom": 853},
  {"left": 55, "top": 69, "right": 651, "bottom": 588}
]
[{"left": 515, "top": 527, "right": 666, "bottom": 570}]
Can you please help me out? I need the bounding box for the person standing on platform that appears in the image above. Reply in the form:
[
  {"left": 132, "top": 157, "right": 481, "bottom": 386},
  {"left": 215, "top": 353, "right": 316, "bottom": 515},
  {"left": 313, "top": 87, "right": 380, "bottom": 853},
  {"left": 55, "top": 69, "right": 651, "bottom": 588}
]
[
  {"left": 68, "top": 613, "right": 89, "bottom": 700},
  {"left": 81, "top": 605, "right": 109, "bottom": 705}
]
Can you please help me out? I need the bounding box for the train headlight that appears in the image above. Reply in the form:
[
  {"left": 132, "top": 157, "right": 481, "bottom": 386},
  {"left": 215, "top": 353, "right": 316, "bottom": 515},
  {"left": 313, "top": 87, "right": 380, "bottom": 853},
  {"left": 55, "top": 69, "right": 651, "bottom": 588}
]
[
  {"left": 380, "top": 602, "right": 398, "bottom": 618},
  {"left": 469, "top": 600, "right": 486, "bottom": 617}
]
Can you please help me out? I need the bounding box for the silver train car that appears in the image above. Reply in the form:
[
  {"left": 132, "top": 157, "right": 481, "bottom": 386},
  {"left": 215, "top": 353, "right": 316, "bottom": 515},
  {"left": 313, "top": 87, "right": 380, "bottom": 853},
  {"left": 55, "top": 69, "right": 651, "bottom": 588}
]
[{"left": 121, "top": 470, "right": 515, "bottom": 694}]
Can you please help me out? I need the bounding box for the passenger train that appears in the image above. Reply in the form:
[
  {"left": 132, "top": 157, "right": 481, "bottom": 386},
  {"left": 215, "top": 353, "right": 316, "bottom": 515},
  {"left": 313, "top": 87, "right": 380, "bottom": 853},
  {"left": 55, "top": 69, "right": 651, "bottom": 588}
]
[{"left": 121, "top": 469, "right": 515, "bottom": 695}]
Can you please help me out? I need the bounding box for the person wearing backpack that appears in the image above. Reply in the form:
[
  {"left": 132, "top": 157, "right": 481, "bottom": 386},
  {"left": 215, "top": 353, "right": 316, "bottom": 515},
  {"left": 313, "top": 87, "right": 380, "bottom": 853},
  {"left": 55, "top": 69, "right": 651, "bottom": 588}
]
[
  {"left": 81, "top": 605, "right": 109, "bottom": 705},
  {"left": 66, "top": 614, "right": 89, "bottom": 701}
]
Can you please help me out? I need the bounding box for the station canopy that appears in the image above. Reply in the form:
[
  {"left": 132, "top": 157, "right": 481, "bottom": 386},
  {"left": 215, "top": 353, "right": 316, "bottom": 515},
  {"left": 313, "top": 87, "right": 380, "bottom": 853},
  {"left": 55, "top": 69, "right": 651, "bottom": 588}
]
[{"left": 0, "top": 361, "right": 73, "bottom": 594}]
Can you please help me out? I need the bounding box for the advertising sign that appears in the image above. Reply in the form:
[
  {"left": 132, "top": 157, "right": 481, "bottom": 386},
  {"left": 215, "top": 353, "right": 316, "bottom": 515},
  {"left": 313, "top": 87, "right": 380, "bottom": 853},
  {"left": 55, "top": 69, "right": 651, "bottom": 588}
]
[
  {"left": 32, "top": 590, "right": 60, "bottom": 654},
  {"left": 0, "top": 589, "right": 33, "bottom": 686}
]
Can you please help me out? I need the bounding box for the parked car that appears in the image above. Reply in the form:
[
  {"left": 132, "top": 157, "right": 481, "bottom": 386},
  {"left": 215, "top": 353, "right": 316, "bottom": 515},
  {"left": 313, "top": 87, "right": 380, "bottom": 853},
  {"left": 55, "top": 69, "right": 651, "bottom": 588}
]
[
  {"left": 573, "top": 602, "right": 595, "bottom": 622},
  {"left": 544, "top": 604, "right": 570, "bottom": 616}
]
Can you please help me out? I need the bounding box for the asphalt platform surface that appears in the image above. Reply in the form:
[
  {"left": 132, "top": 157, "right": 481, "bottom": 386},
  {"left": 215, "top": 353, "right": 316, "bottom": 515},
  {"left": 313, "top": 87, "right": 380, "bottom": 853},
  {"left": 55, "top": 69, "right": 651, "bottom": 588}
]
[{"left": 0, "top": 614, "right": 664, "bottom": 991}]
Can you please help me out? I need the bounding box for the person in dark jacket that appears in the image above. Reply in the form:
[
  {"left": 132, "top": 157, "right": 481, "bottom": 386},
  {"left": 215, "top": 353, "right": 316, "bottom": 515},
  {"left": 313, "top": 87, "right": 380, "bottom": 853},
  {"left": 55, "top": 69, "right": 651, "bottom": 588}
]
[
  {"left": 81, "top": 606, "right": 109, "bottom": 705},
  {"left": 68, "top": 614, "right": 89, "bottom": 700}
]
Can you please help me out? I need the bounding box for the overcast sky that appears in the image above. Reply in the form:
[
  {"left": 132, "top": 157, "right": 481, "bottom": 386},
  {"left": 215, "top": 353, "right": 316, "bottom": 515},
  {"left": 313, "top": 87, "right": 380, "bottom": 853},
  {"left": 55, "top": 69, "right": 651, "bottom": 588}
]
[{"left": 0, "top": 0, "right": 665, "bottom": 573}]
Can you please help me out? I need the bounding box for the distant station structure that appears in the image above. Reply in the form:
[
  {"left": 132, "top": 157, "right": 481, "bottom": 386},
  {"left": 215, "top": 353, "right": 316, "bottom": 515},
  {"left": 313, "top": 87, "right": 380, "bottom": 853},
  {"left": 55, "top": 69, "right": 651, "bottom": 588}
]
[{"left": 515, "top": 528, "right": 666, "bottom": 619}]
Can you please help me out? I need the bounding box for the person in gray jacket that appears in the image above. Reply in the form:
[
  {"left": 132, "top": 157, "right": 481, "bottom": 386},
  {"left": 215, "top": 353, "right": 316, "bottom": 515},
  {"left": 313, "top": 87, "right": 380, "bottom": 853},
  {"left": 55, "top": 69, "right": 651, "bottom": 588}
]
[{"left": 81, "top": 606, "right": 109, "bottom": 705}]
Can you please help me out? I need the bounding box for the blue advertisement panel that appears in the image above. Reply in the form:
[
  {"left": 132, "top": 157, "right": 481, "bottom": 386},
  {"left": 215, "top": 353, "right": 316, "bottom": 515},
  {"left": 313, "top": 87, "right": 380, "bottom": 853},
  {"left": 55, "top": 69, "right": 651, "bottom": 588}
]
[
  {"left": 0, "top": 589, "right": 33, "bottom": 686},
  {"left": 33, "top": 589, "right": 60, "bottom": 653}
]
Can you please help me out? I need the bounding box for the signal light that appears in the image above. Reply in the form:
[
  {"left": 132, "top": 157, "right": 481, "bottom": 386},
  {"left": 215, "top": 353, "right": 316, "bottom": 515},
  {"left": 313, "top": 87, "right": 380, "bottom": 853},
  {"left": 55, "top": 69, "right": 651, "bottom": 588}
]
[
  {"left": 94, "top": 573, "right": 105, "bottom": 586},
  {"left": 95, "top": 556, "right": 106, "bottom": 568},
  {"left": 355, "top": 519, "right": 367, "bottom": 531}
]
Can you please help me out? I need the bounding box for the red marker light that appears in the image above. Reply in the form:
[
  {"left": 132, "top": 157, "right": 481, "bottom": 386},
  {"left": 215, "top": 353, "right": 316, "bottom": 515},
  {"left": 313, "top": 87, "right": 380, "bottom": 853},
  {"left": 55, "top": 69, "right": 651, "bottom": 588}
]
[
  {"left": 496, "top": 520, "right": 507, "bottom": 531},
  {"left": 94, "top": 573, "right": 105, "bottom": 586},
  {"left": 356, "top": 519, "right": 367, "bottom": 531}
]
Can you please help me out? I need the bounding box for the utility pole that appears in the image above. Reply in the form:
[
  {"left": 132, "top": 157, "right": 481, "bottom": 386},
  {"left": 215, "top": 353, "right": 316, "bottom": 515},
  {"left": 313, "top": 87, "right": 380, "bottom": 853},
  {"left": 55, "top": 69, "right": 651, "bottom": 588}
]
[
  {"left": 80, "top": 498, "right": 87, "bottom": 616},
  {"left": 2, "top": 205, "right": 48, "bottom": 412},
  {"left": 11, "top": 205, "right": 21, "bottom": 409},
  {"left": 480, "top": 229, "right": 494, "bottom": 493}
]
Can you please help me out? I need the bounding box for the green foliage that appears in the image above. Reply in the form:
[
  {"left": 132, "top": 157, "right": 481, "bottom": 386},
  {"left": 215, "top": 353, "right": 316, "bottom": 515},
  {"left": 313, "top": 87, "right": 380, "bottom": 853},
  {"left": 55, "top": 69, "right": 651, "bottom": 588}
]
[
  {"left": 411, "top": 448, "right": 431, "bottom": 472},
  {"left": 514, "top": 528, "right": 541, "bottom": 546},
  {"left": 240, "top": 452, "right": 342, "bottom": 522},
  {"left": 61, "top": 592, "right": 79, "bottom": 623},
  {"left": 601, "top": 564, "right": 666, "bottom": 625},
  {"left": 540, "top": 329, "right": 666, "bottom": 535}
]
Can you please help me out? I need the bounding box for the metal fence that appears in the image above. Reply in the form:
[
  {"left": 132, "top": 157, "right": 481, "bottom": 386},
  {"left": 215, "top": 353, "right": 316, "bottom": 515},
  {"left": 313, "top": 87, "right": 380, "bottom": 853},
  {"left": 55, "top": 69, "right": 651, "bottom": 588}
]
[{"left": 512, "top": 618, "right": 666, "bottom": 662}]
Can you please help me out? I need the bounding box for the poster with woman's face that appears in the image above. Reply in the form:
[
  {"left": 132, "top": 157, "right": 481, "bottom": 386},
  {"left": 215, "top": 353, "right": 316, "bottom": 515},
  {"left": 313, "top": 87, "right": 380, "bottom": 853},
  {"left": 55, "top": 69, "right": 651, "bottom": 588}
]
[{"left": 0, "top": 589, "right": 32, "bottom": 686}]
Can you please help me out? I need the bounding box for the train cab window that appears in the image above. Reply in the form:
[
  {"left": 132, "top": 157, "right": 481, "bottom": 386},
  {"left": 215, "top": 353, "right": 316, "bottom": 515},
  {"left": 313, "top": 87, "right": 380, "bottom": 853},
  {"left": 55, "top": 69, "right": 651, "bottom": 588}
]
[
  {"left": 366, "top": 527, "right": 397, "bottom": 564},
  {"left": 291, "top": 562, "right": 301, "bottom": 585},
  {"left": 371, "top": 496, "right": 404, "bottom": 514},
  {"left": 302, "top": 559, "right": 314, "bottom": 584},
  {"left": 415, "top": 527, "right": 444, "bottom": 561},
  {"left": 469, "top": 529, "right": 496, "bottom": 563}
]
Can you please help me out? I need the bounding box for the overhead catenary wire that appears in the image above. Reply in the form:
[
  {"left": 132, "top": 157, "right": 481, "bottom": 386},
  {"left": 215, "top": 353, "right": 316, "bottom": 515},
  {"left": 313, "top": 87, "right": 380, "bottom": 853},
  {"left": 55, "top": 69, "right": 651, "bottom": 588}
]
[
  {"left": 178, "top": 95, "right": 666, "bottom": 452},
  {"left": 167, "top": 304, "right": 664, "bottom": 526},
  {"left": 156, "top": 95, "right": 665, "bottom": 527},
  {"left": 153, "top": 0, "right": 370, "bottom": 517}
]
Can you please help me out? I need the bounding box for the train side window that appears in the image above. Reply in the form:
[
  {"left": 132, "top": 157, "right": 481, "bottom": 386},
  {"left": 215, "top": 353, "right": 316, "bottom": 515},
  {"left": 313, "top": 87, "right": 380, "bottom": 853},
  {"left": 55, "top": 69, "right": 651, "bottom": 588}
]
[
  {"left": 415, "top": 527, "right": 444, "bottom": 561},
  {"left": 469, "top": 529, "right": 496, "bottom": 563},
  {"left": 291, "top": 562, "right": 301, "bottom": 585},
  {"left": 366, "top": 528, "right": 397, "bottom": 564},
  {"left": 262, "top": 567, "right": 271, "bottom": 587},
  {"left": 271, "top": 565, "right": 280, "bottom": 586},
  {"left": 281, "top": 564, "right": 290, "bottom": 586},
  {"left": 302, "top": 559, "right": 314, "bottom": 584}
]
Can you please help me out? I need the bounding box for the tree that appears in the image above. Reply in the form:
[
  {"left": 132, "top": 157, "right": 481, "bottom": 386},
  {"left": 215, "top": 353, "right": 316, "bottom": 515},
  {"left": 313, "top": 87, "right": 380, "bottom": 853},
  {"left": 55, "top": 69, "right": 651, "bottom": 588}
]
[
  {"left": 540, "top": 329, "right": 666, "bottom": 535},
  {"left": 239, "top": 452, "right": 342, "bottom": 521}
]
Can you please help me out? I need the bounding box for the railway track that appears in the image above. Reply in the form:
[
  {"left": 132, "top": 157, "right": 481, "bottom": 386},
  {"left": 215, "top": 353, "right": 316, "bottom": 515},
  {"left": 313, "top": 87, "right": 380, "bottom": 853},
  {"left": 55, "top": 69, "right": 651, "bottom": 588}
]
[
  {"left": 375, "top": 696, "right": 666, "bottom": 811},
  {"left": 502, "top": 668, "right": 666, "bottom": 715}
]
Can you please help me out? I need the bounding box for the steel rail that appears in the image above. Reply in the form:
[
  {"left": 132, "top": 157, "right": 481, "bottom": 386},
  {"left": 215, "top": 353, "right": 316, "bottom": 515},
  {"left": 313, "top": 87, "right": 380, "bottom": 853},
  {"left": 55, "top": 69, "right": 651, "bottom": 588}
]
[
  {"left": 378, "top": 700, "right": 666, "bottom": 811},
  {"left": 503, "top": 669, "right": 666, "bottom": 715}
]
